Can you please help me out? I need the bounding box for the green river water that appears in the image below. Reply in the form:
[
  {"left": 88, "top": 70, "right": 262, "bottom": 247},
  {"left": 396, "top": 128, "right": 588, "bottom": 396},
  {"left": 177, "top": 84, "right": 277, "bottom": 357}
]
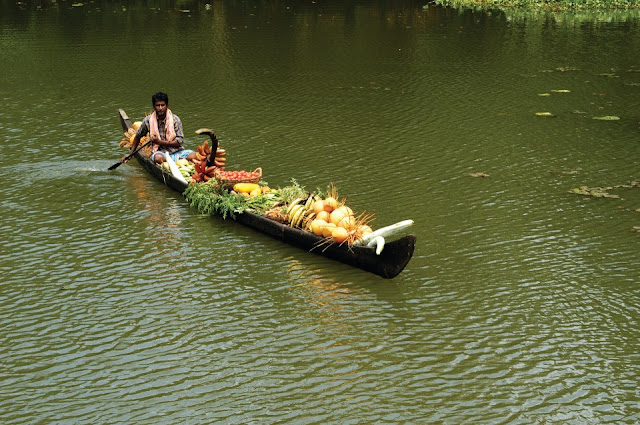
[{"left": 1, "top": 1, "right": 639, "bottom": 423}]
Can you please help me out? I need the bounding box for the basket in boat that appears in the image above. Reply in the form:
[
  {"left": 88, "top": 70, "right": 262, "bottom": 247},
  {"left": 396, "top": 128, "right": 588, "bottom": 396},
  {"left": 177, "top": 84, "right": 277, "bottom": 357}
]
[{"left": 215, "top": 167, "right": 262, "bottom": 189}]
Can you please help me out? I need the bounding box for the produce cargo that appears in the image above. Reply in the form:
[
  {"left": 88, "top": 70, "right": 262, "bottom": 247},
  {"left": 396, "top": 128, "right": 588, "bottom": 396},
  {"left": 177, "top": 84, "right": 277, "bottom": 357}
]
[{"left": 114, "top": 109, "right": 416, "bottom": 278}]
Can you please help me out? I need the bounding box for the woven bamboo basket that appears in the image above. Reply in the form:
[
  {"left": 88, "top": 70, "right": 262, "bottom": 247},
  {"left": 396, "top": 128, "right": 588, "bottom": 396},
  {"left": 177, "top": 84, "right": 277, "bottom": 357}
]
[{"left": 215, "top": 167, "right": 262, "bottom": 189}]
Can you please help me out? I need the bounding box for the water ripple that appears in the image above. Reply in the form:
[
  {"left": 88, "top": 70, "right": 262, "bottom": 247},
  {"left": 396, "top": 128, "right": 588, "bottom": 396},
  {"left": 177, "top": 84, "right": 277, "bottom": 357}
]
[{"left": 1, "top": 4, "right": 639, "bottom": 424}]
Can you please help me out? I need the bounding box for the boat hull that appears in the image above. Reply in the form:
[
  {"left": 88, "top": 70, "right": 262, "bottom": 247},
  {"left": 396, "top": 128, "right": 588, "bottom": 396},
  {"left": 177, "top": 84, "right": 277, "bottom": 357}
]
[{"left": 118, "top": 109, "right": 416, "bottom": 278}]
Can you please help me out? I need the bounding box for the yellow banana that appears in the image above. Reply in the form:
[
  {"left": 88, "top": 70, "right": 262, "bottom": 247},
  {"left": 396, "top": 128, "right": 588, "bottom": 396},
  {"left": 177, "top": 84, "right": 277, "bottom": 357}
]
[
  {"left": 304, "top": 195, "right": 315, "bottom": 211},
  {"left": 288, "top": 204, "right": 304, "bottom": 223},
  {"left": 290, "top": 206, "right": 306, "bottom": 227},
  {"left": 286, "top": 198, "right": 304, "bottom": 215},
  {"left": 295, "top": 208, "right": 309, "bottom": 227}
]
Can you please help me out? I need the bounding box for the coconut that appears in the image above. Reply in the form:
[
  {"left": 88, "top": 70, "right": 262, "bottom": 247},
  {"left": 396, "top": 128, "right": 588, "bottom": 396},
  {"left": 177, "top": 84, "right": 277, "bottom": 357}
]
[
  {"left": 332, "top": 226, "right": 349, "bottom": 243},
  {"left": 310, "top": 219, "right": 327, "bottom": 236},
  {"left": 330, "top": 205, "right": 354, "bottom": 226},
  {"left": 321, "top": 222, "right": 337, "bottom": 238}
]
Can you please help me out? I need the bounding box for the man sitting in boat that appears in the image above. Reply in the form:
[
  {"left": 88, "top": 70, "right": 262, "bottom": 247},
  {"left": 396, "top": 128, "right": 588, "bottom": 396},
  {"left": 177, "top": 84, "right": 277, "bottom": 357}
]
[{"left": 121, "top": 91, "right": 197, "bottom": 164}]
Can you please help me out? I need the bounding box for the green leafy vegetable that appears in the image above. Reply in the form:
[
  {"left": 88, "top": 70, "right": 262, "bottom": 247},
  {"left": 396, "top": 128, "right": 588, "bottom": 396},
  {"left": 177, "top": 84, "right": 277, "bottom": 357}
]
[
  {"left": 278, "top": 178, "right": 307, "bottom": 204},
  {"left": 184, "top": 183, "right": 281, "bottom": 219}
]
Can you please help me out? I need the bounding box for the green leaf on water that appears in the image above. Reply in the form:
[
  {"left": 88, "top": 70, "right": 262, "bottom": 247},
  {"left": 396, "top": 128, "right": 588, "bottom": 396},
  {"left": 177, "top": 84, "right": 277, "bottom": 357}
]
[
  {"left": 592, "top": 115, "right": 620, "bottom": 120},
  {"left": 570, "top": 185, "right": 620, "bottom": 199},
  {"left": 535, "top": 112, "right": 555, "bottom": 117}
]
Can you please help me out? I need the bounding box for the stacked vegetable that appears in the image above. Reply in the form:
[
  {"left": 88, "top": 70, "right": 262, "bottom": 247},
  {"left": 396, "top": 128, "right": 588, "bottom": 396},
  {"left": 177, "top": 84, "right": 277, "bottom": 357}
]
[
  {"left": 184, "top": 178, "right": 413, "bottom": 253},
  {"left": 232, "top": 182, "right": 270, "bottom": 197},
  {"left": 161, "top": 159, "right": 194, "bottom": 179},
  {"left": 191, "top": 140, "right": 227, "bottom": 183},
  {"left": 283, "top": 186, "right": 374, "bottom": 246}
]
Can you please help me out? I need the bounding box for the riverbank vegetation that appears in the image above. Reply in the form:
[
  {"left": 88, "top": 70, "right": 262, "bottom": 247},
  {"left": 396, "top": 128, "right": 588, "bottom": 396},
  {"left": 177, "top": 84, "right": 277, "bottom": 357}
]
[{"left": 433, "top": 0, "right": 640, "bottom": 11}]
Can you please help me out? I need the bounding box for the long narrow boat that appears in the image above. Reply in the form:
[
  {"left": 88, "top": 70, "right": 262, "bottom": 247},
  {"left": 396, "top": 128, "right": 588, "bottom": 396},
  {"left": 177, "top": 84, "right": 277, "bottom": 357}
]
[{"left": 117, "top": 109, "right": 416, "bottom": 278}]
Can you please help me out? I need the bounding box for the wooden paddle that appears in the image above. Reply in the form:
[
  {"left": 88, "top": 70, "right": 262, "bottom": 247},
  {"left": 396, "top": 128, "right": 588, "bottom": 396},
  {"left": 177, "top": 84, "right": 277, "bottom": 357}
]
[{"left": 108, "top": 139, "right": 152, "bottom": 171}]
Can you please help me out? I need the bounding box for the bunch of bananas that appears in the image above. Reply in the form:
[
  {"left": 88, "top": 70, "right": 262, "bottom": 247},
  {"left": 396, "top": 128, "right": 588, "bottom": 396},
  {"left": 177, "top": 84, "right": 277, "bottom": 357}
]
[
  {"left": 119, "top": 126, "right": 152, "bottom": 157},
  {"left": 286, "top": 195, "right": 319, "bottom": 230},
  {"left": 191, "top": 140, "right": 227, "bottom": 183},
  {"left": 191, "top": 161, "right": 216, "bottom": 183},
  {"left": 194, "top": 140, "right": 227, "bottom": 168}
]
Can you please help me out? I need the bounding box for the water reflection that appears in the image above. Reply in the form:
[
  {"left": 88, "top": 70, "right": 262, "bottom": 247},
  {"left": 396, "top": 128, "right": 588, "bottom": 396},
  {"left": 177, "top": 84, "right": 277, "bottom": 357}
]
[
  {"left": 287, "top": 258, "right": 355, "bottom": 324},
  {"left": 127, "top": 174, "right": 188, "bottom": 248}
]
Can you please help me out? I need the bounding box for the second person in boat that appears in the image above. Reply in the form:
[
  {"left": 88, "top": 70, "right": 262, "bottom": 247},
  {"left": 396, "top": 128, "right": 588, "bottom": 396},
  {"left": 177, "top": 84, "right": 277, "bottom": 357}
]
[{"left": 122, "top": 91, "right": 197, "bottom": 164}]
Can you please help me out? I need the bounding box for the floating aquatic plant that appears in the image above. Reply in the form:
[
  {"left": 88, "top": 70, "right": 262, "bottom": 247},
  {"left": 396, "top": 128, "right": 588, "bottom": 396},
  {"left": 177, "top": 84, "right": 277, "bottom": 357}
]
[
  {"left": 570, "top": 180, "right": 640, "bottom": 199},
  {"left": 571, "top": 186, "right": 620, "bottom": 199},
  {"left": 592, "top": 115, "right": 620, "bottom": 120}
]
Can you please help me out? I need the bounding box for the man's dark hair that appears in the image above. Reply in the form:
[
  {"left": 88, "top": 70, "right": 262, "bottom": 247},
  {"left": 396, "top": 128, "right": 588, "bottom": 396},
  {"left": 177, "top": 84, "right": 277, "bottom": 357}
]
[{"left": 152, "top": 92, "right": 169, "bottom": 105}]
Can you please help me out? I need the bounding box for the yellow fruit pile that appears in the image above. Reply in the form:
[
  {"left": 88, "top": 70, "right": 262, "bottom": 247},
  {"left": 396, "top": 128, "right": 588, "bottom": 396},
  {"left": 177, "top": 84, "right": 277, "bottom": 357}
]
[
  {"left": 309, "top": 197, "right": 372, "bottom": 244},
  {"left": 119, "top": 121, "right": 152, "bottom": 157},
  {"left": 233, "top": 183, "right": 273, "bottom": 197},
  {"left": 284, "top": 190, "right": 374, "bottom": 245}
]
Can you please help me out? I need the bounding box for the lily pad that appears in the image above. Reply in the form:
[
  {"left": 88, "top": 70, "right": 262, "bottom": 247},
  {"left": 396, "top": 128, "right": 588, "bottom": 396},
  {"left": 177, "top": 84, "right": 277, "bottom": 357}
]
[
  {"left": 551, "top": 168, "right": 580, "bottom": 175},
  {"left": 571, "top": 186, "right": 620, "bottom": 199},
  {"left": 592, "top": 116, "right": 620, "bottom": 120}
]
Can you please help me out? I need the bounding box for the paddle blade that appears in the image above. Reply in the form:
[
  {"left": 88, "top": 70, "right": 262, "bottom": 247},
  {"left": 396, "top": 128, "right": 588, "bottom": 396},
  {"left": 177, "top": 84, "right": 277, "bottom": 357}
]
[{"left": 108, "top": 161, "right": 123, "bottom": 171}]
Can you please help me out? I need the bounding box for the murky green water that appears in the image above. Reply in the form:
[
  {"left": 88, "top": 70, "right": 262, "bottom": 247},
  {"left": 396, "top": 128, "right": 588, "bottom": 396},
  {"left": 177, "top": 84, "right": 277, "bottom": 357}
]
[{"left": 1, "top": 1, "right": 639, "bottom": 423}]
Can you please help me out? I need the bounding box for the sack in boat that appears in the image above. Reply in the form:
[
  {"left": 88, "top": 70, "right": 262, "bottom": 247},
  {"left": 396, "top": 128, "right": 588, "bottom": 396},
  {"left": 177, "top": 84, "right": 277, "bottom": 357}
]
[{"left": 215, "top": 167, "right": 262, "bottom": 189}]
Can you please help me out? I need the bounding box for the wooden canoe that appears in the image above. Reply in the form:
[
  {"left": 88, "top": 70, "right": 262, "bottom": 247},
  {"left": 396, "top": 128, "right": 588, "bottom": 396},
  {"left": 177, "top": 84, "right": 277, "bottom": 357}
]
[{"left": 117, "top": 109, "right": 416, "bottom": 278}]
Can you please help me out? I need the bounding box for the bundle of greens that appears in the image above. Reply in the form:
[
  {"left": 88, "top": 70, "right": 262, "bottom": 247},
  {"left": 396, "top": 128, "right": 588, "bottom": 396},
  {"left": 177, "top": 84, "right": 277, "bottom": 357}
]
[
  {"left": 184, "top": 182, "right": 281, "bottom": 219},
  {"left": 183, "top": 179, "right": 340, "bottom": 220}
]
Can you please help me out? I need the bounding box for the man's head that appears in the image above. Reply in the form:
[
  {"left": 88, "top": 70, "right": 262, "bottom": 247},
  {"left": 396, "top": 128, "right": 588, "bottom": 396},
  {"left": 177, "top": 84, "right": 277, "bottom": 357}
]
[
  {"left": 151, "top": 91, "right": 169, "bottom": 118},
  {"left": 152, "top": 91, "right": 169, "bottom": 105}
]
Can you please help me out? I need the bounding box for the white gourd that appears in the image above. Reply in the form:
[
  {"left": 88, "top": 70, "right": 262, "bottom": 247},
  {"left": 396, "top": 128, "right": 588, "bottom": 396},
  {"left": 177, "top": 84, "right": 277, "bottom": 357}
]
[
  {"left": 367, "top": 236, "right": 385, "bottom": 255},
  {"left": 354, "top": 219, "right": 414, "bottom": 246}
]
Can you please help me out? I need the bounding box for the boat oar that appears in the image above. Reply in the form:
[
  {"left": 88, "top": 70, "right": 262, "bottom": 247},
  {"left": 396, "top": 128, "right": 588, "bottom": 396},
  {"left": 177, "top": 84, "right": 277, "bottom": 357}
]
[
  {"left": 108, "top": 140, "right": 152, "bottom": 171},
  {"left": 195, "top": 128, "right": 218, "bottom": 167}
]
